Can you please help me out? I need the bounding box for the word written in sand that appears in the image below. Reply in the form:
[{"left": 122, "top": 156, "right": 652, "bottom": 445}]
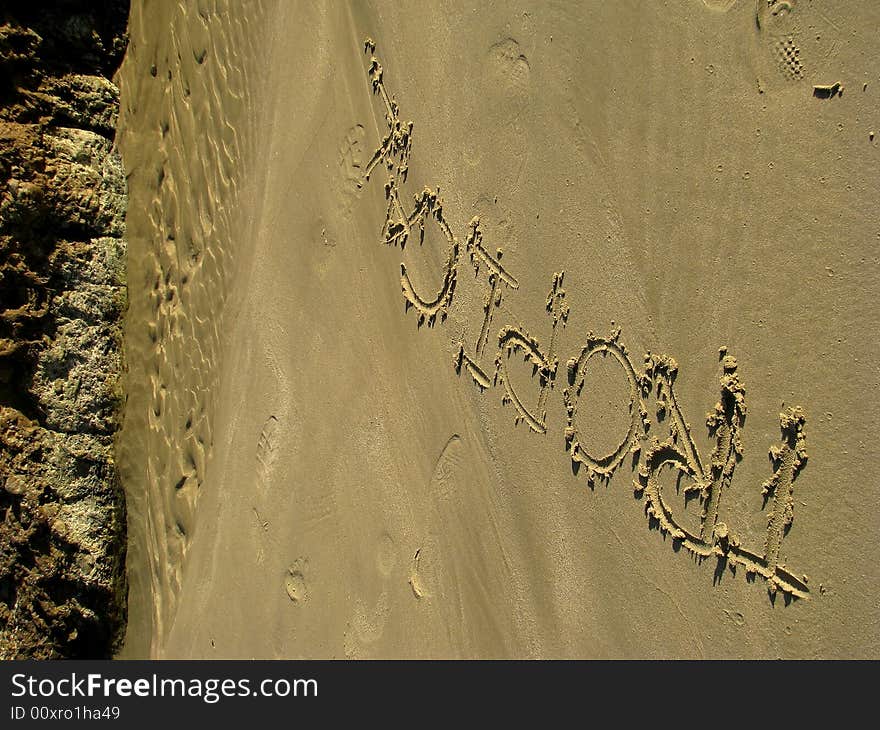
[{"left": 355, "top": 39, "right": 811, "bottom": 600}]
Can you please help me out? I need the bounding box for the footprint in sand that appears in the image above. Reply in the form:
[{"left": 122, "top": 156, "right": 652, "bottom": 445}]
[
  {"left": 752, "top": 1, "right": 840, "bottom": 95},
  {"left": 284, "top": 558, "right": 309, "bottom": 605},
  {"left": 430, "top": 434, "right": 463, "bottom": 503},
  {"left": 336, "top": 123, "right": 366, "bottom": 216},
  {"left": 342, "top": 589, "right": 389, "bottom": 658},
  {"left": 171, "top": 471, "right": 198, "bottom": 540},
  {"left": 342, "top": 533, "right": 402, "bottom": 656},
  {"left": 254, "top": 319, "right": 294, "bottom": 494},
  {"left": 256, "top": 414, "right": 279, "bottom": 490},
  {"left": 377, "top": 532, "right": 398, "bottom": 578},
  {"left": 487, "top": 38, "right": 531, "bottom": 117}
]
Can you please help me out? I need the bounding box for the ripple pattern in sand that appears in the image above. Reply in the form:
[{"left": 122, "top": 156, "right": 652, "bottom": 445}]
[{"left": 117, "top": 0, "right": 271, "bottom": 656}]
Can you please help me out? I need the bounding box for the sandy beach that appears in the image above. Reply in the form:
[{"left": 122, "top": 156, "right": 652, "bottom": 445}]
[{"left": 111, "top": 0, "right": 879, "bottom": 658}]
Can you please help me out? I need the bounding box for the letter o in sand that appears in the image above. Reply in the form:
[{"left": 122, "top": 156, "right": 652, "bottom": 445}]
[{"left": 563, "top": 337, "right": 642, "bottom": 480}]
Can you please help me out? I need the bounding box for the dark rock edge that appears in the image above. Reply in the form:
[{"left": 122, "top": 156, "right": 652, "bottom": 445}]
[{"left": 0, "top": 0, "right": 129, "bottom": 659}]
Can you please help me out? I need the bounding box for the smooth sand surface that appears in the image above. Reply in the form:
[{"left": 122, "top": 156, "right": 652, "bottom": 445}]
[{"left": 117, "top": 1, "right": 879, "bottom": 658}]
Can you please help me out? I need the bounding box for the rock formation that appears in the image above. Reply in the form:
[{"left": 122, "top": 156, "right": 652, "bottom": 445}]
[{"left": 0, "top": 0, "right": 128, "bottom": 658}]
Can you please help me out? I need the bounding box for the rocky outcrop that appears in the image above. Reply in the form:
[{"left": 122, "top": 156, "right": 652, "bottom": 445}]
[{"left": 0, "top": 1, "right": 128, "bottom": 658}]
